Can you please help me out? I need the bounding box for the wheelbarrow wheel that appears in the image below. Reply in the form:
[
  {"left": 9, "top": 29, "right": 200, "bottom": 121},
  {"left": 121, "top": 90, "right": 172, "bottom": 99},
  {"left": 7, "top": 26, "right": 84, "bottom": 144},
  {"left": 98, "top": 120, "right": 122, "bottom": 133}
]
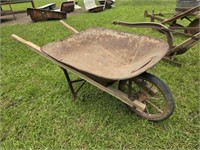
[{"left": 118, "top": 72, "right": 174, "bottom": 121}]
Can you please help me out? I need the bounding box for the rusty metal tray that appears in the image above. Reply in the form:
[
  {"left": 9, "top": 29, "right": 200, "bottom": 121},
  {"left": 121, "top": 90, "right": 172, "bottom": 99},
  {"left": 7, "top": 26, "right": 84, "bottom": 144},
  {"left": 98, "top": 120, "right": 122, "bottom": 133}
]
[
  {"left": 41, "top": 28, "right": 169, "bottom": 80},
  {"left": 27, "top": 8, "right": 66, "bottom": 22}
]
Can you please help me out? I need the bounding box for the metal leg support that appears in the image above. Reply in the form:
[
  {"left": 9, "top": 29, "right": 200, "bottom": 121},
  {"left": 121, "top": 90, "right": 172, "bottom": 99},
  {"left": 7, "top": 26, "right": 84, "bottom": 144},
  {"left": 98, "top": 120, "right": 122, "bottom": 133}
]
[{"left": 61, "top": 67, "right": 86, "bottom": 100}]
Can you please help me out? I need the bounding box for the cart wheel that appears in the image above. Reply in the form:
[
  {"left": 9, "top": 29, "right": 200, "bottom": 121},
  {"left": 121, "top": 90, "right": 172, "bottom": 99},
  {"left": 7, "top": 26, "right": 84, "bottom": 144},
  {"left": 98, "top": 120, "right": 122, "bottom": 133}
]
[
  {"left": 185, "top": 18, "right": 200, "bottom": 35},
  {"left": 118, "top": 72, "right": 175, "bottom": 121}
]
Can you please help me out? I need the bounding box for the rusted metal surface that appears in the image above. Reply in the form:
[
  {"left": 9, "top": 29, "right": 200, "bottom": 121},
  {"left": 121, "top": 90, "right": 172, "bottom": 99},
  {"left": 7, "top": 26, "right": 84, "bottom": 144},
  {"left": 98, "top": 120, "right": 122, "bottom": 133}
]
[
  {"left": 162, "top": 5, "right": 200, "bottom": 24},
  {"left": 61, "top": 68, "right": 86, "bottom": 100},
  {"left": 88, "top": 5, "right": 104, "bottom": 12},
  {"left": 186, "top": 18, "right": 200, "bottom": 35},
  {"left": 41, "top": 28, "right": 168, "bottom": 81},
  {"left": 27, "top": 8, "right": 66, "bottom": 22},
  {"left": 144, "top": 5, "right": 200, "bottom": 36},
  {"left": 171, "top": 32, "right": 200, "bottom": 55},
  {"left": 112, "top": 21, "right": 173, "bottom": 50},
  {"left": 112, "top": 20, "right": 199, "bottom": 62},
  {"left": 61, "top": 1, "right": 75, "bottom": 13}
]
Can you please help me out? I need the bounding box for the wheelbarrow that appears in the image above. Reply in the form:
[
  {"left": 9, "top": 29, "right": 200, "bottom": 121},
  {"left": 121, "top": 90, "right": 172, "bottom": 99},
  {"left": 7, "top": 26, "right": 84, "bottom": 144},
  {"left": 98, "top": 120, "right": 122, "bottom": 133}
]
[{"left": 12, "top": 21, "right": 175, "bottom": 121}]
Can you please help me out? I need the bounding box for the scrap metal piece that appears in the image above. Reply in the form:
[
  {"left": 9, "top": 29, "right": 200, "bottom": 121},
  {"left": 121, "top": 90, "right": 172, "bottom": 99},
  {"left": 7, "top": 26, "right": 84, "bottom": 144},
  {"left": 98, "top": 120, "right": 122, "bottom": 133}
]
[{"left": 27, "top": 8, "right": 66, "bottom": 22}]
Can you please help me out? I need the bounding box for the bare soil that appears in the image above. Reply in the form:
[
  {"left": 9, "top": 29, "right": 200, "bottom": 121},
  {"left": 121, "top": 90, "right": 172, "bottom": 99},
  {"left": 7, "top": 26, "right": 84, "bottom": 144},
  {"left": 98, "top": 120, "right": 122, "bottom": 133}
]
[{"left": 0, "top": 12, "right": 32, "bottom": 26}]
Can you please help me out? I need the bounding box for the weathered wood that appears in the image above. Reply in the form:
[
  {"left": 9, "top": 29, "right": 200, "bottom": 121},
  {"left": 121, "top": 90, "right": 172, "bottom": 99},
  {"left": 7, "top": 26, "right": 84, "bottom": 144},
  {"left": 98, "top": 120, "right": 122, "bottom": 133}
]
[
  {"left": 162, "top": 5, "right": 200, "bottom": 24},
  {"left": 60, "top": 20, "right": 79, "bottom": 34},
  {"left": 11, "top": 34, "right": 41, "bottom": 52},
  {"left": 11, "top": 34, "right": 146, "bottom": 112},
  {"left": 171, "top": 32, "right": 200, "bottom": 54},
  {"left": 106, "top": 87, "right": 146, "bottom": 111}
]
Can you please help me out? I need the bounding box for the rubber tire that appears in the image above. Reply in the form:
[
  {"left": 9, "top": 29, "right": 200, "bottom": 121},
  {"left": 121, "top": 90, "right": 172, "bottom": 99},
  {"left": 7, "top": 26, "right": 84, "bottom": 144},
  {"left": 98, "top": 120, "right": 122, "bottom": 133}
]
[{"left": 118, "top": 72, "right": 175, "bottom": 121}]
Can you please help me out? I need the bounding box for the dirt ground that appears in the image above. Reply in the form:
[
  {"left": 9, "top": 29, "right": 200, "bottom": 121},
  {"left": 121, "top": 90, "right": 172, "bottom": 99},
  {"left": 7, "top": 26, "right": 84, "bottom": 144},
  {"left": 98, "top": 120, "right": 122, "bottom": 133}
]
[{"left": 0, "top": 12, "right": 32, "bottom": 26}]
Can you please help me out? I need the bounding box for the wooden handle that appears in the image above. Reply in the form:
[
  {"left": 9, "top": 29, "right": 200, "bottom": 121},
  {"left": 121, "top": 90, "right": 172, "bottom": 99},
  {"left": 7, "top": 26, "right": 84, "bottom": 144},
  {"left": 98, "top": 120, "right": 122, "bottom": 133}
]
[
  {"left": 12, "top": 34, "right": 41, "bottom": 52},
  {"left": 60, "top": 20, "right": 79, "bottom": 34}
]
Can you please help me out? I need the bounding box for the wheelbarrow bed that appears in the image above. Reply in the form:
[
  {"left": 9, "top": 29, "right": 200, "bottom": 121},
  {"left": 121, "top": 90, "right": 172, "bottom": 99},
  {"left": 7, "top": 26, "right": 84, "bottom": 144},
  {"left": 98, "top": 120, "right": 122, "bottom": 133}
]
[{"left": 42, "top": 28, "right": 169, "bottom": 83}]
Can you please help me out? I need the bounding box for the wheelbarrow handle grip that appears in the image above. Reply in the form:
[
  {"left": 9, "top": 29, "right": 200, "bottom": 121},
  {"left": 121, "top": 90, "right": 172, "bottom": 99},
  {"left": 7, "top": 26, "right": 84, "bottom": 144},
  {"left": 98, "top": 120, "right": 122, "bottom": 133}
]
[
  {"left": 60, "top": 20, "right": 79, "bottom": 34},
  {"left": 11, "top": 34, "right": 47, "bottom": 58},
  {"left": 12, "top": 34, "right": 41, "bottom": 52},
  {"left": 112, "top": 21, "right": 173, "bottom": 50}
]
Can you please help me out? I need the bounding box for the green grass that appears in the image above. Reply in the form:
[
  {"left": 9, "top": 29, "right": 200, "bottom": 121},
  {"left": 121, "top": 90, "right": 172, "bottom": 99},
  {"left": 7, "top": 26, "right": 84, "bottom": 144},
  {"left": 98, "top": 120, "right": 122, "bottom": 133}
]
[{"left": 0, "top": 0, "right": 199, "bottom": 149}]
